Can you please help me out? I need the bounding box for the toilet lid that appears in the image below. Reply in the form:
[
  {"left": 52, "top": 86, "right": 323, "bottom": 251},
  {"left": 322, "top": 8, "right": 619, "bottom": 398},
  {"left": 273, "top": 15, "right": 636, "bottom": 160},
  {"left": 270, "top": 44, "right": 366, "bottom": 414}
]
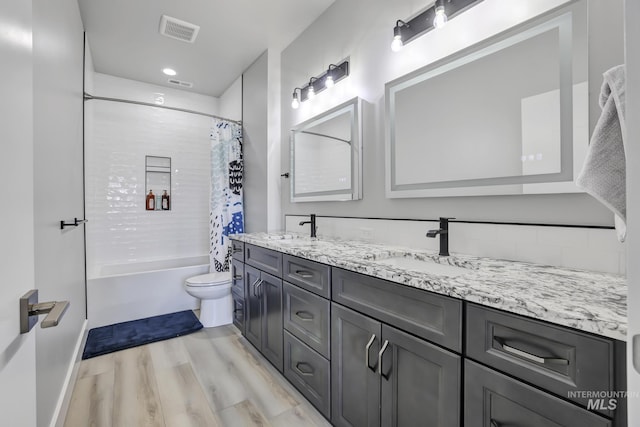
[{"left": 185, "top": 272, "right": 231, "bottom": 287}]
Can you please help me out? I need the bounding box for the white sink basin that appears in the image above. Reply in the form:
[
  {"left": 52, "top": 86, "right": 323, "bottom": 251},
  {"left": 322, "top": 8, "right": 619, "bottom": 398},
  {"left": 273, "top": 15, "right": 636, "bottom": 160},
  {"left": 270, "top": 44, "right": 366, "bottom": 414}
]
[{"left": 374, "top": 256, "right": 471, "bottom": 277}]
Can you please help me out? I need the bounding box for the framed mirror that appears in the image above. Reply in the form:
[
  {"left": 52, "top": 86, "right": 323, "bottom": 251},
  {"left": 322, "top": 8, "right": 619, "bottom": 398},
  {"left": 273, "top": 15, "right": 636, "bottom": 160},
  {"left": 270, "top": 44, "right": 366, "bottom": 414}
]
[
  {"left": 291, "top": 97, "right": 362, "bottom": 202},
  {"left": 385, "top": 1, "right": 587, "bottom": 197}
]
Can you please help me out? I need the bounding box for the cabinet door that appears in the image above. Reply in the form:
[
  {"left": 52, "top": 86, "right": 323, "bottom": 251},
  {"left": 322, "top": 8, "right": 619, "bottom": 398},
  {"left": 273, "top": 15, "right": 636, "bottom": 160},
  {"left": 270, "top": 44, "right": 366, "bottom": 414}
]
[
  {"left": 331, "top": 303, "right": 381, "bottom": 427},
  {"left": 244, "top": 265, "right": 262, "bottom": 349},
  {"left": 380, "top": 325, "right": 461, "bottom": 427},
  {"left": 465, "top": 360, "right": 611, "bottom": 427},
  {"left": 261, "top": 272, "right": 284, "bottom": 372}
]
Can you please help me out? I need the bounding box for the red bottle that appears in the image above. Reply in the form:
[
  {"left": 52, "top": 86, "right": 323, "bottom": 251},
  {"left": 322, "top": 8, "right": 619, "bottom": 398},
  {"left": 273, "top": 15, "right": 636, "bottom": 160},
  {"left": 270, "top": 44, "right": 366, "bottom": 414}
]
[{"left": 146, "top": 190, "right": 155, "bottom": 210}]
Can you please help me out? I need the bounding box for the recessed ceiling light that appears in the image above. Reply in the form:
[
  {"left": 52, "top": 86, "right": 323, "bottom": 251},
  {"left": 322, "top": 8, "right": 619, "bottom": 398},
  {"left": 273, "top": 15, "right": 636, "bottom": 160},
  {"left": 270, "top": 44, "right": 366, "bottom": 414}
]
[{"left": 162, "top": 68, "right": 177, "bottom": 76}]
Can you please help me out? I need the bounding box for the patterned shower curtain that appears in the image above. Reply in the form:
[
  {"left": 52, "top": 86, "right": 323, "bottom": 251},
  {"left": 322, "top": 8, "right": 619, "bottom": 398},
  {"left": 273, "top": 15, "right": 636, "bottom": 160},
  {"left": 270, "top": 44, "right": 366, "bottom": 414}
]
[{"left": 210, "top": 119, "right": 244, "bottom": 272}]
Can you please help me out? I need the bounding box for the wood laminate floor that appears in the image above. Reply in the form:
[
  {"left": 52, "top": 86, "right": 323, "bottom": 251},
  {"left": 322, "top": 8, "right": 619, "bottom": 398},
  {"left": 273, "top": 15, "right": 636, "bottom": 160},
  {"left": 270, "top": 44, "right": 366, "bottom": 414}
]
[{"left": 64, "top": 324, "right": 332, "bottom": 427}]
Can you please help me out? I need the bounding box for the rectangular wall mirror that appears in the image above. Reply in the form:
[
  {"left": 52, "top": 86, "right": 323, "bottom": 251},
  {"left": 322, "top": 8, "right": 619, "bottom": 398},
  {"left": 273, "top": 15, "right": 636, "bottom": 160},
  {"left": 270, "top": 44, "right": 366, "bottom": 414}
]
[
  {"left": 290, "top": 97, "right": 362, "bottom": 202},
  {"left": 385, "top": 1, "right": 587, "bottom": 197}
]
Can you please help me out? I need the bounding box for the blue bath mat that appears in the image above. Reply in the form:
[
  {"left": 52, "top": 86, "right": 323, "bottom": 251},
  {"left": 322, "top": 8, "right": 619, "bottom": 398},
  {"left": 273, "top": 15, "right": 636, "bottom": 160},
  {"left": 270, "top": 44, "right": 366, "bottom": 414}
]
[{"left": 82, "top": 310, "right": 203, "bottom": 359}]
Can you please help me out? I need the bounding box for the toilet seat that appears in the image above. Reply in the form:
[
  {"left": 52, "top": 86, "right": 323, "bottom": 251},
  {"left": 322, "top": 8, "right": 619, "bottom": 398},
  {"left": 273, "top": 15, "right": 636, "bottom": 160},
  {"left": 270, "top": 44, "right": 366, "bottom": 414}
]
[{"left": 185, "top": 272, "right": 231, "bottom": 287}]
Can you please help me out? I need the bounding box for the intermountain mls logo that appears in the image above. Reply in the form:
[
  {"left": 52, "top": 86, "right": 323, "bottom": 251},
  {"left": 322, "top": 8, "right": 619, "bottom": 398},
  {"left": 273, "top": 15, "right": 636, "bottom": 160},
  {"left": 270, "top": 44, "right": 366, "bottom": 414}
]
[{"left": 568, "top": 390, "right": 637, "bottom": 411}]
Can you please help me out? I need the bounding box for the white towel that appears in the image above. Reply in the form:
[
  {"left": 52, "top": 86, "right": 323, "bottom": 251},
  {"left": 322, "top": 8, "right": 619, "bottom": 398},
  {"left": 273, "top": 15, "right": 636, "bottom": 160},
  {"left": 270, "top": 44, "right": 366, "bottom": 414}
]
[{"left": 576, "top": 65, "right": 627, "bottom": 242}]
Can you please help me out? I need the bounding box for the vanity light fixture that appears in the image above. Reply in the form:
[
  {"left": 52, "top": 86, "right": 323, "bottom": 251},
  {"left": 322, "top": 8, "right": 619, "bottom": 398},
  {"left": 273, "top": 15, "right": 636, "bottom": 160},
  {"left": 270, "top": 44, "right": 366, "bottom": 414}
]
[
  {"left": 292, "top": 59, "right": 350, "bottom": 108},
  {"left": 391, "top": 0, "right": 484, "bottom": 51},
  {"left": 291, "top": 88, "right": 301, "bottom": 109}
]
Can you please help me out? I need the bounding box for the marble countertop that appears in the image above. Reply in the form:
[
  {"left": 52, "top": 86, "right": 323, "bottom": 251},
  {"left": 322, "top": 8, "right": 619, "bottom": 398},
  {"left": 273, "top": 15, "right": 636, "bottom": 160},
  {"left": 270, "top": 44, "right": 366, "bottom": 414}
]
[{"left": 230, "top": 232, "right": 627, "bottom": 341}]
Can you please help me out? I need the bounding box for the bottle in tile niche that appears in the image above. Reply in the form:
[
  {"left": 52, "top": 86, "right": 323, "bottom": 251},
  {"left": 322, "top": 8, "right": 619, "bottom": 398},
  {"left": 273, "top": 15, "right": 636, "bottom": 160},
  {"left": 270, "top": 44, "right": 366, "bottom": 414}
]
[
  {"left": 162, "top": 190, "right": 170, "bottom": 210},
  {"left": 146, "top": 190, "right": 155, "bottom": 210}
]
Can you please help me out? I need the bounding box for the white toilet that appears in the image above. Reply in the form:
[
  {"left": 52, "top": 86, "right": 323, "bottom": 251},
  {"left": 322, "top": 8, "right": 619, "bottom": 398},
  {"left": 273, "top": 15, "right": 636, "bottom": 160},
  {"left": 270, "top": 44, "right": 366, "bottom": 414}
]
[{"left": 183, "top": 272, "right": 232, "bottom": 328}]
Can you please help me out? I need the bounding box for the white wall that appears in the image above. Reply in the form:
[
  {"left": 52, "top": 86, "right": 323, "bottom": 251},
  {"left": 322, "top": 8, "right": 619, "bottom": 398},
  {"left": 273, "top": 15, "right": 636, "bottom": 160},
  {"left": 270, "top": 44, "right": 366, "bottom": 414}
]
[
  {"left": 85, "top": 73, "right": 217, "bottom": 275},
  {"left": 280, "top": 0, "right": 625, "bottom": 227},
  {"left": 219, "top": 76, "right": 242, "bottom": 122},
  {"left": 243, "top": 51, "right": 270, "bottom": 232}
]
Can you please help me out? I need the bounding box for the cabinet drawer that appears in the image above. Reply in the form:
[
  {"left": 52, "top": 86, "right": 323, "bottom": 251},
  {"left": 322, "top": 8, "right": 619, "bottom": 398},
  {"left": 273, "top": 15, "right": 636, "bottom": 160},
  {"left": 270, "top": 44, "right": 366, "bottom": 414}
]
[
  {"left": 465, "top": 360, "right": 611, "bottom": 427},
  {"left": 231, "top": 240, "right": 244, "bottom": 261},
  {"left": 332, "top": 268, "right": 462, "bottom": 352},
  {"left": 284, "top": 331, "right": 330, "bottom": 419},
  {"left": 283, "top": 282, "right": 330, "bottom": 359},
  {"left": 231, "top": 258, "right": 244, "bottom": 297},
  {"left": 466, "top": 303, "right": 623, "bottom": 418},
  {"left": 245, "top": 244, "right": 282, "bottom": 277},
  {"left": 232, "top": 290, "right": 244, "bottom": 333},
  {"left": 283, "top": 255, "right": 331, "bottom": 298}
]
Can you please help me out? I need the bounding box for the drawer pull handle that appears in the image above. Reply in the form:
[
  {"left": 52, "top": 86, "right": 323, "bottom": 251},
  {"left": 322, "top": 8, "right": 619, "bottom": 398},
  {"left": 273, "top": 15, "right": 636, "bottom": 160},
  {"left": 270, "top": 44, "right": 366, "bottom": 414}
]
[
  {"left": 295, "top": 269, "right": 314, "bottom": 278},
  {"left": 233, "top": 308, "right": 243, "bottom": 314},
  {"left": 493, "top": 337, "right": 569, "bottom": 365},
  {"left": 295, "top": 362, "right": 314, "bottom": 375},
  {"left": 490, "top": 420, "right": 500, "bottom": 427},
  {"left": 233, "top": 275, "right": 242, "bottom": 280},
  {"left": 365, "top": 334, "right": 377, "bottom": 371},
  {"left": 378, "top": 340, "right": 390, "bottom": 378},
  {"left": 295, "top": 310, "right": 314, "bottom": 320},
  {"left": 233, "top": 248, "right": 242, "bottom": 254}
]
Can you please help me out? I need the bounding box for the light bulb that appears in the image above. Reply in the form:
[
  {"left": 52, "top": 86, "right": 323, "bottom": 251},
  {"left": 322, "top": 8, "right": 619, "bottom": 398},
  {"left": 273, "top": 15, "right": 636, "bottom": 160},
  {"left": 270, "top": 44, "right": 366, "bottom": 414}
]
[
  {"left": 291, "top": 93, "right": 299, "bottom": 109},
  {"left": 433, "top": 5, "right": 448, "bottom": 29},
  {"left": 307, "top": 85, "right": 315, "bottom": 100},
  {"left": 325, "top": 74, "right": 334, "bottom": 88},
  {"left": 162, "top": 68, "right": 177, "bottom": 76},
  {"left": 391, "top": 35, "right": 404, "bottom": 52}
]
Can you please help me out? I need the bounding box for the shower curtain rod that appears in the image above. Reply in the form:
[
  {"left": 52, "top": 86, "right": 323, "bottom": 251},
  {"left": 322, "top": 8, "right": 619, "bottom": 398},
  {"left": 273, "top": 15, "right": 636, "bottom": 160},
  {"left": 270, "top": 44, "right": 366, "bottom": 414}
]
[{"left": 83, "top": 93, "right": 242, "bottom": 125}]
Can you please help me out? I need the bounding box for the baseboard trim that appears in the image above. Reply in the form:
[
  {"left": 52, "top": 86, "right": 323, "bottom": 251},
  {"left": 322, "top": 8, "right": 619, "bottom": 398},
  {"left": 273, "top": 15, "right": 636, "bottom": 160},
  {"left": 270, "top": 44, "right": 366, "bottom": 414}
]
[{"left": 50, "top": 319, "right": 88, "bottom": 427}]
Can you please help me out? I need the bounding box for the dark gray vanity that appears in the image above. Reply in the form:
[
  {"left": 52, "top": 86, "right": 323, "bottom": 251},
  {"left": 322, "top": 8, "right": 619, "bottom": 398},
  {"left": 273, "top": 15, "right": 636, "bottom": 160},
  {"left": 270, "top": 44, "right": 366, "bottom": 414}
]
[{"left": 230, "top": 236, "right": 626, "bottom": 426}]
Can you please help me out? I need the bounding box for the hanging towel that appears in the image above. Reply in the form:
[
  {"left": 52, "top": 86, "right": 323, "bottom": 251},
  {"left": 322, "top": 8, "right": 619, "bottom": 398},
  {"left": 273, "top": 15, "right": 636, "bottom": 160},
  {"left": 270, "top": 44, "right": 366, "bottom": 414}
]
[{"left": 576, "top": 65, "right": 627, "bottom": 242}]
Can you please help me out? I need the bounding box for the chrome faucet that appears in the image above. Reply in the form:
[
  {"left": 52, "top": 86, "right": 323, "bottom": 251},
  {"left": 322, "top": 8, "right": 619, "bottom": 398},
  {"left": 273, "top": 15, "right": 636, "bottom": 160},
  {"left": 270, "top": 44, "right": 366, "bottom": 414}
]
[
  {"left": 426, "top": 217, "right": 455, "bottom": 256},
  {"left": 299, "top": 214, "right": 317, "bottom": 238}
]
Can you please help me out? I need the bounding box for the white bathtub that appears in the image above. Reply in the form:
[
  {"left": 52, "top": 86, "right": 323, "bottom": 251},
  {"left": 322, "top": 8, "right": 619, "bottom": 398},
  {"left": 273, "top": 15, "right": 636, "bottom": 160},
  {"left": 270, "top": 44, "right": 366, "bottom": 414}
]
[{"left": 87, "top": 256, "right": 210, "bottom": 328}]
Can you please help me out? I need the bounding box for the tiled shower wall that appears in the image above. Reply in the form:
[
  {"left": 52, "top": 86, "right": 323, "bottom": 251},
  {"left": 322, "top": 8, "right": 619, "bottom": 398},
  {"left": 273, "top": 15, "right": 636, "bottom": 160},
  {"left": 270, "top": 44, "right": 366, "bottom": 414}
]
[
  {"left": 85, "top": 75, "right": 217, "bottom": 277},
  {"left": 286, "top": 216, "right": 626, "bottom": 275}
]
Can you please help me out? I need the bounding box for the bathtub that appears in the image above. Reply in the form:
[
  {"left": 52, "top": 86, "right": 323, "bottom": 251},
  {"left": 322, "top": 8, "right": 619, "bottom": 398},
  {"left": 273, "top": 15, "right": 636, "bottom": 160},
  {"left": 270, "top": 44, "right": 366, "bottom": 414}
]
[{"left": 87, "top": 256, "right": 210, "bottom": 328}]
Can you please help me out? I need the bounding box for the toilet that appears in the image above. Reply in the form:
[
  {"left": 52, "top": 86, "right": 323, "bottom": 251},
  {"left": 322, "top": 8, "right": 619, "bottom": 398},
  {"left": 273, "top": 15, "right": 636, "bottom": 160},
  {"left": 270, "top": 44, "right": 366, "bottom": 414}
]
[{"left": 183, "top": 272, "right": 232, "bottom": 328}]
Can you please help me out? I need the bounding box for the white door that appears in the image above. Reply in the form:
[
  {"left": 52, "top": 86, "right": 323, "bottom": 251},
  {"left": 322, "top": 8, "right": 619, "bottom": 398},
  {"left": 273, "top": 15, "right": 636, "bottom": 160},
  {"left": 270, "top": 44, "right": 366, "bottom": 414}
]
[
  {"left": 626, "top": 0, "right": 640, "bottom": 425},
  {"left": 0, "top": 0, "right": 37, "bottom": 425}
]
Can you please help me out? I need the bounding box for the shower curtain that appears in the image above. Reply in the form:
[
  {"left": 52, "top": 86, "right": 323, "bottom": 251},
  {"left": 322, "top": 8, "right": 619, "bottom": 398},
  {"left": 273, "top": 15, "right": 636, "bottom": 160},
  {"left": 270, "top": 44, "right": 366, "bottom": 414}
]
[{"left": 210, "top": 119, "right": 244, "bottom": 272}]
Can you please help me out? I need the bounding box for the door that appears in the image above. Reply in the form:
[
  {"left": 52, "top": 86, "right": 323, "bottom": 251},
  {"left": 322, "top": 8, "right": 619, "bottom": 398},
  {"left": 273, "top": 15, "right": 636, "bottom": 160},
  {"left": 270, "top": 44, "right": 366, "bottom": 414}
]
[
  {"left": 33, "top": 0, "right": 87, "bottom": 423},
  {"left": 0, "top": 0, "right": 37, "bottom": 424},
  {"left": 331, "top": 303, "right": 381, "bottom": 427},
  {"left": 244, "top": 265, "right": 262, "bottom": 349},
  {"left": 380, "top": 324, "right": 461, "bottom": 427},
  {"left": 261, "top": 272, "right": 283, "bottom": 372}
]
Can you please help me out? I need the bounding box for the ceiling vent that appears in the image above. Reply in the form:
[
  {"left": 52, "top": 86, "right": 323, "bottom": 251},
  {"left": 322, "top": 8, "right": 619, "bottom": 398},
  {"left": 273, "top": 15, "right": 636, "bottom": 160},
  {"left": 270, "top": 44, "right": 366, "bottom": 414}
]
[
  {"left": 159, "top": 15, "right": 200, "bottom": 43},
  {"left": 167, "top": 78, "right": 193, "bottom": 88}
]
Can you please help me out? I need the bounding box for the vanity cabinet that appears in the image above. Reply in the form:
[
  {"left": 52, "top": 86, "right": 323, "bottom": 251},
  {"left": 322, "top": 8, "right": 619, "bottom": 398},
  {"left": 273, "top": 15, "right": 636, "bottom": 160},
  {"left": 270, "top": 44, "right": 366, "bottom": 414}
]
[
  {"left": 244, "top": 264, "right": 283, "bottom": 372},
  {"left": 331, "top": 303, "right": 461, "bottom": 427}
]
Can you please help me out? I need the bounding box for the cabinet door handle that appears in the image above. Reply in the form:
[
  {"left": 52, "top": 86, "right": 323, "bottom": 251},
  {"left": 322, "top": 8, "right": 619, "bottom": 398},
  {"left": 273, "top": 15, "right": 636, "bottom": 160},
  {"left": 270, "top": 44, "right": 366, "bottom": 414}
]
[
  {"left": 233, "top": 274, "right": 242, "bottom": 280},
  {"left": 251, "top": 278, "right": 261, "bottom": 297},
  {"left": 378, "top": 340, "right": 390, "bottom": 378},
  {"left": 233, "top": 247, "right": 242, "bottom": 254},
  {"left": 256, "top": 279, "right": 264, "bottom": 297},
  {"left": 295, "top": 310, "right": 314, "bottom": 320},
  {"left": 490, "top": 420, "right": 500, "bottom": 427},
  {"left": 294, "top": 269, "right": 314, "bottom": 278},
  {"left": 295, "top": 362, "right": 315, "bottom": 375},
  {"left": 493, "top": 337, "right": 569, "bottom": 365},
  {"left": 365, "top": 334, "right": 377, "bottom": 371}
]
